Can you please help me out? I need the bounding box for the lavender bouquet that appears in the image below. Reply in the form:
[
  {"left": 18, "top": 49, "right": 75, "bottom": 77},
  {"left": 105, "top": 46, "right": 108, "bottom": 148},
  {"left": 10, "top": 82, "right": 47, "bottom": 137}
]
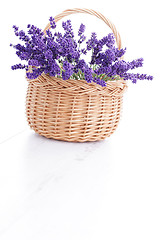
[{"left": 10, "top": 17, "right": 153, "bottom": 87}]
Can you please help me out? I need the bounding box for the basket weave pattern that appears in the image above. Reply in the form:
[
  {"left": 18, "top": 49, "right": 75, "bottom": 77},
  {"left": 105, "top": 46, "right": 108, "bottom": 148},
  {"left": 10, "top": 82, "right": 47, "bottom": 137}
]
[{"left": 26, "top": 8, "right": 127, "bottom": 142}]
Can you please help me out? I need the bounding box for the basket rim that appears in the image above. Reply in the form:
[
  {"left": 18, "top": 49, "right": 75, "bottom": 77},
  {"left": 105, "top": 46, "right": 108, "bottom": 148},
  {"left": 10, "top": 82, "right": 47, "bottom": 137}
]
[{"left": 26, "top": 73, "right": 127, "bottom": 97}]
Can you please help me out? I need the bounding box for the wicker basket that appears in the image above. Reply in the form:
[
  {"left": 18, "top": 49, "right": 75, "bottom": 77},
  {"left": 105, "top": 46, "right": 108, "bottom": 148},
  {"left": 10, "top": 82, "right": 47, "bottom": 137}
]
[{"left": 26, "top": 8, "right": 127, "bottom": 142}]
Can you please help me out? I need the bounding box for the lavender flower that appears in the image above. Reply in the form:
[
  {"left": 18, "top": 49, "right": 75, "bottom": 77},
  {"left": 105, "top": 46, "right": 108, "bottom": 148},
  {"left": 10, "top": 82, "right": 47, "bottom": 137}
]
[
  {"left": 113, "top": 47, "right": 126, "bottom": 60},
  {"left": 13, "top": 25, "right": 30, "bottom": 42},
  {"left": 44, "top": 49, "right": 53, "bottom": 61},
  {"left": 78, "top": 35, "right": 86, "bottom": 44},
  {"left": 78, "top": 24, "right": 85, "bottom": 36},
  {"left": 46, "top": 29, "right": 53, "bottom": 37},
  {"left": 62, "top": 60, "right": 73, "bottom": 80},
  {"left": 10, "top": 18, "right": 153, "bottom": 86},
  {"left": 81, "top": 48, "right": 87, "bottom": 55},
  {"left": 49, "top": 60, "right": 60, "bottom": 76},
  {"left": 62, "top": 20, "right": 74, "bottom": 38},
  {"left": 75, "top": 59, "right": 86, "bottom": 72},
  {"left": 93, "top": 77, "right": 107, "bottom": 87},
  {"left": 98, "top": 35, "right": 113, "bottom": 49},
  {"left": 28, "top": 25, "right": 43, "bottom": 37},
  {"left": 11, "top": 63, "right": 26, "bottom": 70},
  {"left": 129, "top": 58, "right": 144, "bottom": 69},
  {"left": 78, "top": 24, "right": 86, "bottom": 44},
  {"left": 26, "top": 67, "right": 44, "bottom": 79},
  {"left": 105, "top": 33, "right": 115, "bottom": 48},
  {"left": 123, "top": 73, "right": 153, "bottom": 83},
  {"left": 49, "top": 17, "right": 56, "bottom": 29},
  {"left": 86, "top": 32, "right": 98, "bottom": 51},
  {"left": 83, "top": 66, "right": 93, "bottom": 83},
  {"left": 13, "top": 25, "right": 18, "bottom": 32},
  {"left": 28, "top": 59, "right": 39, "bottom": 66}
]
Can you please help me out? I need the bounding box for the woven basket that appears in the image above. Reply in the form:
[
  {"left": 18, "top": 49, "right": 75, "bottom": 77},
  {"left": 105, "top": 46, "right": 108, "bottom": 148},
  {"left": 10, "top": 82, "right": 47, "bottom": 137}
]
[{"left": 26, "top": 8, "right": 127, "bottom": 142}]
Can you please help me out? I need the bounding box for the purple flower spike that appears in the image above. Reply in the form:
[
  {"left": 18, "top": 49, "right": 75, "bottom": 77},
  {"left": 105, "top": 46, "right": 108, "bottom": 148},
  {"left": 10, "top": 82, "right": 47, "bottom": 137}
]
[
  {"left": 78, "top": 24, "right": 85, "bottom": 36},
  {"left": 62, "top": 20, "right": 74, "bottom": 38},
  {"left": 93, "top": 77, "right": 107, "bottom": 87},
  {"left": 10, "top": 18, "right": 153, "bottom": 86},
  {"left": 49, "top": 17, "right": 56, "bottom": 29},
  {"left": 86, "top": 32, "right": 98, "bottom": 51},
  {"left": 11, "top": 63, "right": 26, "bottom": 70},
  {"left": 62, "top": 60, "right": 73, "bottom": 80},
  {"left": 28, "top": 59, "right": 39, "bottom": 66},
  {"left": 13, "top": 25, "right": 18, "bottom": 31}
]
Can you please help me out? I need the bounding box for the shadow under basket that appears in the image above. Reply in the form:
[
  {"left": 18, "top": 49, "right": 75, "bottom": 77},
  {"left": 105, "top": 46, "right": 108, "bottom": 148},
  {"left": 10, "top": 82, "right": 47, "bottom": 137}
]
[{"left": 26, "top": 73, "right": 127, "bottom": 142}]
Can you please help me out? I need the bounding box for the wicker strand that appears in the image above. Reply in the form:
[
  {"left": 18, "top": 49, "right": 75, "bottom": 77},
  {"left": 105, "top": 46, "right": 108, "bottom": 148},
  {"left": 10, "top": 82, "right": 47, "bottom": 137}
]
[{"left": 27, "top": 74, "right": 126, "bottom": 97}]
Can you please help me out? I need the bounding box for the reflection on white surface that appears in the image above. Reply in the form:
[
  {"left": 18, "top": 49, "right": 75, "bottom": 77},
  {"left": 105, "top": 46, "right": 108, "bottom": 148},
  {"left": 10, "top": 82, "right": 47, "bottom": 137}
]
[{"left": 0, "top": 110, "right": 160, "bottom": 240}]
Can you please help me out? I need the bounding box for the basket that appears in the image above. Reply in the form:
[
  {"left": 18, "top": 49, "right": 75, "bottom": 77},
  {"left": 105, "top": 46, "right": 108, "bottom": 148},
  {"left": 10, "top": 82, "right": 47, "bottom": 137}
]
[{"left": 26, "top": 8, "right": 127, "bottom": 142}]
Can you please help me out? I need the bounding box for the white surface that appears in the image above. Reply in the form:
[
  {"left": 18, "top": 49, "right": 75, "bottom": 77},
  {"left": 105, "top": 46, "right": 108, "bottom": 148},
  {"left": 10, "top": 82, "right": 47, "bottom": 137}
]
[{"left": 0, "top": 0, "right": 160, "bottom": 239}]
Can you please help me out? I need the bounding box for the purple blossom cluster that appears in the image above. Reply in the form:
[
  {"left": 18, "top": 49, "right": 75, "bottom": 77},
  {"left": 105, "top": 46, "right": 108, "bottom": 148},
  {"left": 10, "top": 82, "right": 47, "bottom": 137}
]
[{"left": 10, "top": 17, "right": 153, "bottom": 86}]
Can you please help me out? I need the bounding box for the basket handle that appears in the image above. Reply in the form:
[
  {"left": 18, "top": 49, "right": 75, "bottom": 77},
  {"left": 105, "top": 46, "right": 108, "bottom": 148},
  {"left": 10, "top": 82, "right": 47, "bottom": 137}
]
[{"left": 44, "top": 8, "right": 122, "bottom": 50}]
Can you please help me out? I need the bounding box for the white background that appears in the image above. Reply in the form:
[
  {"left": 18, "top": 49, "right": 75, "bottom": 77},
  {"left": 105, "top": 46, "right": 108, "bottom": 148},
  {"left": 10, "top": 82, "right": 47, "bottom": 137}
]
[{"left": 0, "top": 0, "right": 160, "bottom": 239}]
